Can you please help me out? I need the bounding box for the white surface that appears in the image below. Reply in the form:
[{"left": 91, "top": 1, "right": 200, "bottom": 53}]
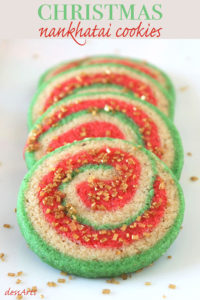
[{"left": 0, "top": 40, "right": 200, "bottom": 300}]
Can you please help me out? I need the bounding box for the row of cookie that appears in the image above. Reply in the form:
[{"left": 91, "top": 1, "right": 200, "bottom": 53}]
[
  {"left": 18, "top": 56, "right": 184, "bottom": 278},
  {"left": 25, "top": 56, "right": 183, "bottom": 176},
  {"left": 28, "top": 55, "right": 175, "bottom": 129}
]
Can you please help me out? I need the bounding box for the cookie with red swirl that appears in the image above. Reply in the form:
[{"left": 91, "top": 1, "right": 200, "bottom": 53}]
[
  {"left": 18, "top": 138, "right": 184, "bottom": 278},
  {"left": 25, "top": 90, "right": 183, "bottom": 178},
  {"left": 38, "top": 55, "right": 175, "bottom": 101},
  {"left": 29, "top": 62, "right": 174, "bottom": 128}
]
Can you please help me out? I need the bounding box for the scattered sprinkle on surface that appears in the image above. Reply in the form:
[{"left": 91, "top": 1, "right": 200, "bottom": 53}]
[
  {"left": 135, "top": 268, "right": 143, "bottom": 273},
  {"left": 8, "top": 272, "right": 15, "bottom": 277},
  {"left": 168, "top": 284, "right": 176, "bottom": 289},
  {"left": 57, "top": 278, "right": 66, "bottom": 283},
  {"left": 0, "top": 253, "right": 5, "bottom": 261},
  {"left": 106, "top": 278, "right": 120, "bottom": 284},
  {"left": 145, "top": 282, "right": 152, "bottom": 286},
  {"left": 167, "top": 255, "right": 172, "bottom": 259},
  {"left": 120, "top": 273, "right": 128, "bottom": 280},
  {"left": 60, "top": 271, "right": 68, "bottom": 276},
  {"left": 32, "top": 53, "right": 39, "bottom": 59},
  {"left": 47, "top": 281, "right": 57, "bottom": 287},
  {"left": 16, "top": 279, "right": 22, "bottom": 284},
  {"left": 16, "top": 295, "right": 23, "bottom": 300},
  {"left": 40, "top": 295, "right": 44, "bottom": 299},
  {"left": 162, "top": 296, "right": 166, "bottom": 299},
  {"left": 179, "top": 86, "right": 188, "bottom": 92},
  {"left": 190, "top": 176, "right": 198, "bottom": 182},
  {"left": 187, "top": 152, "right": 192, "bottom": 156},
  {"left": 3, "top": 224, "right": 11, "bottom": 228},
  {"left": 102, "top": 289, "right": 111, "bottom": 294}
]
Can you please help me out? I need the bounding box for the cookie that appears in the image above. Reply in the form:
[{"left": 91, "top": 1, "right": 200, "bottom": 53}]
[
  {"left": 38, "top": 55, "right": 175, "bottom": 100},
  {"left": 29, "top": 63, "right": 174, "bottom": 128},
  {"left": 17, "top": 138, "right": 184, "bottom": 278},
  {"left": 25, "top": 91, "right": 183, "bottom": 178}
]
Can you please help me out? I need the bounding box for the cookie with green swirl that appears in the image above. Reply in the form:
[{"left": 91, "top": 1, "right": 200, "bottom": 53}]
[
  {"left": 38, "top": 55, "right": 175, "bottom": 101},
  {"left": 18, "top": 138, "right": 184, "bottom": 278},
  {"left": 29, "top": 62, "right": 174, "bottom": 128},
  {"left": 25, "top": 91, "right": 183, "bottom": 178}
]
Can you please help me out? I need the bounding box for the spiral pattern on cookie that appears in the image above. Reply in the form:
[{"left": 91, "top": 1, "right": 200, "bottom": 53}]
[
  {"left": 29, "top": 63, "right": 173, "bottom": 128},
  {"left": 18, "top": 138, "right": 184, "bottom": 278},
  {"left": 25, "top": 91, "right": 183, "bottom": 177}
]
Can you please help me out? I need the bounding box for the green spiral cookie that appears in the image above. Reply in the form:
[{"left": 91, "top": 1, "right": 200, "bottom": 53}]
[
  {"left": 18, "top": 138, "right": 184, "bottom": 278},
  {"left": 25, "top": 91, "right": 183, "bottom": 178},
  {"left": 29, "top": 63, "right": 174, "bottom": 128},
  {"left": 38, "top": 55, "right": 175, "bottom": 100}
]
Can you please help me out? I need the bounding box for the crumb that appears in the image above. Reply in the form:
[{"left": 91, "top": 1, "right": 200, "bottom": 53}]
[
  {"left": 60, "top": 271, "right": 67, "bottom": 276},
  {"left": 68, "top": 275, "right": 72, "bottom": 280},
  {"left": 0, "top": 253, "right": 5, "bottom": 261},
  {"left": 16, "top": 295, "right": 23, "bottom": 300},
  {"left": 32, "top": 286, "right": 37, "bottom": 292},
  {"left": 57, "top": 278, "right": 66, "bottom": 283},
  {"left": 106, "top": 278, "right": 120, "bottom": 284},
  {"left": 135, "top": 268, "right": 143, "bottom": 273},
  {"left": 181, "top": 226, "right": 183, "bottom": 230},
  {"left": 40, "top": 295, "right": 44, "bottom": 299},
  {"left": 17, "top": 271, "right": 23, "bottom": 276},
  {"left": 179, "top": 86, "right": 188, "bottom": 92},
  {"left": 162, "top": 296, "right": 166, "bottom": 299},
  {"left": 3, "top": 224, "right": 11, "bottom": 228},
  {"left": 148, "top": 263, "right": 154, "bottom": 267},
  {"left": 145, "top": 282, "right": 152, "bottom": 286},
  {"left": 167, "top": 255, "right": 172, "bottom": 259},
  {"left": 102, "top": 289, "right": 111, "bottom": 294},
  {"left": 168, "top": 284, "right": 176, "bottom": 289},
  {"left": 190, "top": 176, "right": 198, "bottom": 181},
  {"left": 47, "top": 281, "right": 57, "bottom": 287},
  {"left": 32, "top": 53, "right": 39, "bottom": 60},
  {"left": 8, "top": 272, "right": 15, "bottom": 277},
  {"left": 120, "top": 273, "right": 128, "bottom": 280},
  {"left": 16, "top": 279, "right": 21, "bottom": 284},
  {"left": 187, "top": 152, "right": 192, "bottom": 156},
  {"left": 14, "top": 208, "right": 17, "bottom": 213}
]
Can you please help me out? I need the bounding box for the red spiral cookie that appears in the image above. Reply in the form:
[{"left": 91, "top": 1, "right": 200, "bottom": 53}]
[
  {"left": 18, "top": 138, "right": 184, "bottom": 278},
  {"left": 25, "top": 91, "right": 183, "bottom": 177},
  {"left": 38, "top": 55, "right": 175, "bottom": 100},
  {"left": 29, "top": 63, "right": 173, "bottom": 128}
]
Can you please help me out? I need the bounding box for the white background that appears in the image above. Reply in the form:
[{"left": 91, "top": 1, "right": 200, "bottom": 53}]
[{"left": 0, "top": 40, "right": 200, "bottom": 300}]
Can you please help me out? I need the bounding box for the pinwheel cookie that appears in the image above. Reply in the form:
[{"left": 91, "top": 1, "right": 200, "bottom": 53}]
[
  {"left": 25, "top": 91, "right": 183, "bottom": 177},
  {"left": 38, "top": 55, "right": 175, "bottom": 100},
  {"left": 17, "top": 138, "right": 184, "bottom": 278},
  {"left": 29, "top": 63, "right": 174, "bottom": 128}
]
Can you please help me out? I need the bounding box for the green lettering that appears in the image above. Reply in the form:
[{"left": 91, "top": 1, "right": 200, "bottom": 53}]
[
  {"left": 71, "top": 4, "right": 84, "bottom": 20},
  {"left": 120, "top": 4, "right": 135, "bottom": 20},
  {"left": 38, "top": 4, "right": 51, "bottom": 20},
  {"left": 138, "top": 5, "right": 150, "bottom": 20},
  {"left": 93, "top": 4, "right": 103, "bottom": 20},
  {"left": 54, "top": 4, "right": 67, "bottom": 20},
  {"left": 104, "top": 4, "right": 118, "bottom": 20},
  {"left": 152, "top": 4, "right": 163, "bottom": 20}
]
